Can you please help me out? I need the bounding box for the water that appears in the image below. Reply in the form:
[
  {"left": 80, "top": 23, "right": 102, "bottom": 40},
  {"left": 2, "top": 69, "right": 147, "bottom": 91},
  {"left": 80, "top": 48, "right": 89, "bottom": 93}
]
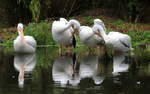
[{"left": 0, "top": 47, "right": 150, "bottom": 94}]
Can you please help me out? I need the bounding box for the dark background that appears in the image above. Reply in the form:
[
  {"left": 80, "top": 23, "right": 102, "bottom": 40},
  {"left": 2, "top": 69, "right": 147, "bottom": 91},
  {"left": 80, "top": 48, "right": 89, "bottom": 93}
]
[{"left": 0, "top": 0, "right": 150, "bottom": 27}]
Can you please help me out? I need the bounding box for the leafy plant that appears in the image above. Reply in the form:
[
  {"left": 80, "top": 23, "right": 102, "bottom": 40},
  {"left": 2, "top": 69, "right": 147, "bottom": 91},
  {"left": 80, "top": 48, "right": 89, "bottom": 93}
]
[
  {"left": 29, "top": 0, "right": 40, "bottom": 22},
  {"left": 127, "top": 30, "right": 149, "bottom": 47},
  {"left": 25, "top": 21, "right": 55, "bottom": 45},
  {"left": 143, "top": 31, "right": 150, "bottom": 42},
  {"left": 17, "top": 0, "right": 41, "bottom": 22}
]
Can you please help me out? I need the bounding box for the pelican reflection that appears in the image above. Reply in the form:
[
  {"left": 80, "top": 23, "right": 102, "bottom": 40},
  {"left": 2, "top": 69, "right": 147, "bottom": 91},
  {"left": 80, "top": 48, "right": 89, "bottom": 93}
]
[
  {"left": 112, "top": 53, "right": 130, "bottom": 75},
  {"left": 52, "top": 53, "right": 80, "bottom": 87},
  {"left": 79, "top": 55, "right": 105, "bottom": 85},
  {"left": 14, "top": 53, "right": 36, "bottom": 88}
]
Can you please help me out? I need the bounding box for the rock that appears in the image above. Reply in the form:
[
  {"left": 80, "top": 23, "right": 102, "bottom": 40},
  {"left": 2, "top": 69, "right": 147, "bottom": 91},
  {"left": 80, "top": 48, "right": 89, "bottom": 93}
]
[{"left": 0, "top": 37, "right": 4, "bottom": 43}]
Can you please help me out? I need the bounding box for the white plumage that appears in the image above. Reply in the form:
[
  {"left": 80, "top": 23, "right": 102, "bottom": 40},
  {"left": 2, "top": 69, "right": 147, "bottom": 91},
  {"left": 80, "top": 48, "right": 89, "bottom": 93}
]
[
  {"left": 92, "top": 23, "right": 133, "bottom": 52},
  {"left": 79, "top": 55, "right": 105, "bottom": 85},
  {"left": 79, "top": 25, "right": 104, "bottom": 47},
  {"left": 52, "top": 18, "right": 80, "bottom": 46},
  {"left": 94, "top": 19, "right": 106, "bottom": 31},
  {"left": 112, "top": 53, "right": 129, "bottom": 75},
  {"left": 60, "top": 18, "right": 74, "bottom": 33},
  {"left": 13, "top": 23, "right": 37, "bottom": 53}
]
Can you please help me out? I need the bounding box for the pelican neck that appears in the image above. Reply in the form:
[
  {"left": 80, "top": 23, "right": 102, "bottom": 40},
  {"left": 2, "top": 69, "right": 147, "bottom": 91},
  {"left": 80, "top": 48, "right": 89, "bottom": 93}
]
[
  {"left": 100, "top": 29, "right": 108, "bottom": 41},
  {"left": 18, "top": 30, "right": 25, "bottom": 42}
]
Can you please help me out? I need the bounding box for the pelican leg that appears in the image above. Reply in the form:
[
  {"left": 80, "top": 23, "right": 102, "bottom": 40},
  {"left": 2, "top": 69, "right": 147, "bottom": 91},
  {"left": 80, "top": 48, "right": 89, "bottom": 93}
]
[
  {"left": 19, "top": 70, "right": 24, "bottom": 81},
  {"left": 18, "top": 65, "right": 25, "bottom": 86},
  {"left": 67, "top": 45, "right": 73, "bottom": 54},
  {"left": 97, "top": 46, "right": 101, "bottom": 54},
  {"left": 59, "top": 44, "right": 63, "bottom": 55},
  {"left": 97, "top": 45, "right": 106, "bottom": 55},
  {"left": 59, "top": 45, "right": 61, "bottom": 54}
]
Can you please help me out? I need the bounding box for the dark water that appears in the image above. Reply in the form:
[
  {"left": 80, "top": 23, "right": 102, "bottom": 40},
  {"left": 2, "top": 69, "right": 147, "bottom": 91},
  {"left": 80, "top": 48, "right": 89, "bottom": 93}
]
[{"left": 0, "top": 47, "right": 150, "bottom": 94}]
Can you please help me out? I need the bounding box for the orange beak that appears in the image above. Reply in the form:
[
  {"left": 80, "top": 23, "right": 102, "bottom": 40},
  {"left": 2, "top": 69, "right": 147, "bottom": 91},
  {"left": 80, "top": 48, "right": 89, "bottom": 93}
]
[
  {"left": 19, "top": 28, "right": 23, "bottom": 32},
  {"left": 95, "top": 30, "right": 104, "bottom": 40}
]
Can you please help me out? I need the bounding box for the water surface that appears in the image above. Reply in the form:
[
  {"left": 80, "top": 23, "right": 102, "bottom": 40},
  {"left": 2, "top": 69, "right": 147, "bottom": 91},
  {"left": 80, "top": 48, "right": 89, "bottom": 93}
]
[{"left": 0, "top": 47, "right": 150, "bottom": 94}]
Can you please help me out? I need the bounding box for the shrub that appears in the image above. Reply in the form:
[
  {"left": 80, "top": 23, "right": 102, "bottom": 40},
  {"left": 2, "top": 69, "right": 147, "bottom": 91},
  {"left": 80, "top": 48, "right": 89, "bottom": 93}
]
[
  {"left": 127, "top": 30, "right": 149, "bottom": 47},
  {"left": 143, "top": 31, "right": 150, "bottom": 42},
  {"left": 25, "top": 21, "right": 55, "bottom": 45}
]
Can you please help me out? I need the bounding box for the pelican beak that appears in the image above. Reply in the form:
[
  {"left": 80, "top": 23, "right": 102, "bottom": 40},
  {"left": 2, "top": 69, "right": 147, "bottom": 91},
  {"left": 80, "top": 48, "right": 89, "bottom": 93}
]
[
  {"left": 95, "top": 30, "right": 104, "bottom": 40},
  {"left": 95, "top": 30, "right": 101, "bottom": 36},
  {"left": 18, "top": 27, "right": 23, "bottom": 32}
]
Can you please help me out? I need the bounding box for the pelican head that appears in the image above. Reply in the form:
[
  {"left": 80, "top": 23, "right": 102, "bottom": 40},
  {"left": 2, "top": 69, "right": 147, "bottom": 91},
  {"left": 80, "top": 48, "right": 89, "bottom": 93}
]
[
  {"left": 17, "top": 23, "right": 24, "bottom": 31},
  {"left": 69, "top": 19, "right": 80, "bottom": 30},
  {"left": 92, "top": 25, "right": 105, "bottom": 40},
  {"left": 60, "top": 18, "right": 68, "bottom": 24},
  {"left": 17, "top": 23, "right": 24, "bottom": 38},
  {"left": 94, "top": 19, "right": 106, "bottom": 31},
  {"left": 18, "top": 77, "right": 24, "bottom": 88},
  {"left": 94, "top": 19, "right": 103, "bottom": 25},
  {"left": 60, "top": 18, "right": 66, "bottom": 21},
  {"left": 92, "top": 25, "right": 101, "bottom": 34},
  {"left": 93, "top": 76, "right": 105, "bottom": 85}
]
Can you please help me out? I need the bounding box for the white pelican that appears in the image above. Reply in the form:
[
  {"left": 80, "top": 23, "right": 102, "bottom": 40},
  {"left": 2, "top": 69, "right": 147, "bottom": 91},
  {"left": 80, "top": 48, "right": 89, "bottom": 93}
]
[
  {"left": 52, "top": 19, "right": 80, "bottom": 53},
  {"left": 14, "top": 53, "right": 36, "bottom": 88},
  {"left": 79, "top": 55, "right": 105, "bottom": 85},
  {"left": 112, "top": 53, "right": 129, "bottom": 76},
  {"left": 13, "top": 23, "right": 37, "bottom": 53},
  {"left": 79, "top": 25, "right": 105, "bottom": 47},
  {"left": 52, "top": 54, "right": 80, "bottom": 87},
  {"left": 59, "top": 18, "right": 76, "bottom": 48},
  {"left": 92, "top": 23, "right": 133, "bottom": 52}
]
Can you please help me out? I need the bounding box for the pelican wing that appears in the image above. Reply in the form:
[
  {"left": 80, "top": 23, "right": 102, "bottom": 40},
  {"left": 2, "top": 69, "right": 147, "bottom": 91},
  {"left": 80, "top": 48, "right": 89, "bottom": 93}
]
[
  {"left": 25, "top": 36, "right": 37, "bottom": 48},
  {"left": 119, "top": 35, "right": 131, "bottom": 48}
]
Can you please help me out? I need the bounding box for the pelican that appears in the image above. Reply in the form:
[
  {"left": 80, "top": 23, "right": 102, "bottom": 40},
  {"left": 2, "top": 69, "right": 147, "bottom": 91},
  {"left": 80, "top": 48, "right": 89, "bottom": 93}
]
[
  {"left": 92, "top": 23, "right": 133, "bottom": 52},
  {"left": 52, "top": 18, "right": 80, "bottom": 53},
  {"left": 14, "top": 53, "right": 36, "bottom": 88},
  {"left": 13, "top": 23, "right": 37, "bottom": 53},
  {"left": 79, "top": 26, "right": 104, "bottom": 47},
  {"left": 59, "top": 18, "right": 76, "bottom": 48}
]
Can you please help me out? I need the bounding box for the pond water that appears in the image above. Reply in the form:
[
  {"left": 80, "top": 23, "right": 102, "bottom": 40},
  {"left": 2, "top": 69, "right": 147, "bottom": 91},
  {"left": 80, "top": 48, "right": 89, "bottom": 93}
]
[{"left": 0, "top": 47, "right": 150, "bottom": 94}]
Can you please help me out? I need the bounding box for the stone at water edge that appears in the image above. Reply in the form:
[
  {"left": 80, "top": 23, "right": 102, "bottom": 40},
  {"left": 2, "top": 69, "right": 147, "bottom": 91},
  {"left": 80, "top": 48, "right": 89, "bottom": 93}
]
[{"left": 0, "top": 37, "right": 4, "bottom": 43}]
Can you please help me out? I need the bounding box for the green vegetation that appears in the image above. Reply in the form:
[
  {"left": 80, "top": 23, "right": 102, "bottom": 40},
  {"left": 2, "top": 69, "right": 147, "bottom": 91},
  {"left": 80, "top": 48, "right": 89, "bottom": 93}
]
[
  {"left": 0, "top": 16, "right": 150, "bottom": 50},
  {"left": 0, "top": 21, "right": 55, "bottom": 46},
  {"left": 127, "top": 30, "right": 150, "bottom": 47},
  {"left": 17, "top": 0, "right": 41, "bottom": 22},
  {"left": 0, "top": 29, "right": 17, "bottom": 47},
  {"left": 35, "top": 47, "right": 58, "bottom": 69},
  {"left": 0, "top": 0, "right": 150, "bottom": 29},
  {"left": 29, "top": 0, "right": 41, "bottom": 22},
  {"left": 25, "top": 21, "right": 55, "bottom": 45},
  {"left": 113, "top": 19, "right": 124, "bottom": 26},
  {"left": 82, "top": 16, "right": 93, "bottom": 25}
]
